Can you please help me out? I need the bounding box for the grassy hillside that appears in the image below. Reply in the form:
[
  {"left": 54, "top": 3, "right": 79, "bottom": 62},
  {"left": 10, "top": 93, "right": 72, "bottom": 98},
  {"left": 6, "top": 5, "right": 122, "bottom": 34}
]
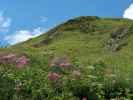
[{"left": 0, "top": 16, "right": 133, "bottom": 100}]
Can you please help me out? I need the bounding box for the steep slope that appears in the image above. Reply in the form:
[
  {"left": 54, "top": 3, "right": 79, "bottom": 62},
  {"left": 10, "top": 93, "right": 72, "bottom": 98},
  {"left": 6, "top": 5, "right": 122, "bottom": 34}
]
[
  {"left": 11, "top": 16, "right": 133, "bottom": 72},
  {"left": 0, "top": 16, "right": 133, "bottom": 100}
]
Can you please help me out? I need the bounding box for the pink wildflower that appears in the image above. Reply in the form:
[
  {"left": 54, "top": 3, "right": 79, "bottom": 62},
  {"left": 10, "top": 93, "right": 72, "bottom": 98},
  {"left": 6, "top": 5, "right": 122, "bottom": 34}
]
[
  {"left": 16, "top": 56, "right": 29, "bottom": 69},
  {"left": 73, "top": 70, "right": 81, "bottom": 77},
  {"left": 82, "top": 97, "right": 88, "bottom": 100},
  {"left": 59, "top": 62, "right": 71, "bottom": 68},
  {"left": 48, "top": 72, "right": 60, "bottom": 81},
  {"left": 2, "top": 54, "right": 16, "bottom": 59},
  {"left": 0, "top": 53, "right": 17, "bottom": 63}
]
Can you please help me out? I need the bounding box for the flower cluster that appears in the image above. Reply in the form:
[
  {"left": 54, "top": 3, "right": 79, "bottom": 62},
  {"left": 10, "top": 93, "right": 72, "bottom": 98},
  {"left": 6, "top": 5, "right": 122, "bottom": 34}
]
[
  {"left": 48, "top": 72, "right": 60, "bottom": 81},
  {"left": 49, "top": 56, "right": 72, "bottom": 69},
  {"left": 59, "top": 62, "right": 71, "bottom": 68},
  {"left": 16, "top": 56, "right": 29, "bottom": 69},
  {"left": 2, "top": 54, "right": 16, "bottom": 59},
  {"left": 0, "top": 53, "right": 29, "bottom": 69},
  {"left": 0, "top": 53, "right": 17, "bottom": 64},
  {"left": 82, "top": 97, "right": 88, "bottom": 100},
  {"left": 48, "top": 56, "right": 82, "bottom": 82}
]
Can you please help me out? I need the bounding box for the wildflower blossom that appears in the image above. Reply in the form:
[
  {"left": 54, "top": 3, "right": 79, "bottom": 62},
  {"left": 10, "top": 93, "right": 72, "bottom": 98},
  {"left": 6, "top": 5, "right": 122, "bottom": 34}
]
[
  {"left": 2, "top": 54, "right": 16, "bottom": 59},
  {"left": 50, "top": 56, "right": 72, "bottom": 68},
  {"left": 48, "top": 72, "right": 60, "bottom": 81},
  {"left": 0, "top": 53, "right": 17, "bottom": 64},
  {"left": 82, "top": 97, "right": 88, "bottom": 100},
  {"left": 16, "top": 56, "right": 29, "bottom": 69},
  {"left": 59, "top": 62, "right": 71, "bottom": 68}
]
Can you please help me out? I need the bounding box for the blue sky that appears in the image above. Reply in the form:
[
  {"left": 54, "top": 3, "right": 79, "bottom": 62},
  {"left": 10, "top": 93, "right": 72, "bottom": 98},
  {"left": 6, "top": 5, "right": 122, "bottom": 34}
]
[{"left": 0, "top": 0, "right": 133, "bottom": 46}]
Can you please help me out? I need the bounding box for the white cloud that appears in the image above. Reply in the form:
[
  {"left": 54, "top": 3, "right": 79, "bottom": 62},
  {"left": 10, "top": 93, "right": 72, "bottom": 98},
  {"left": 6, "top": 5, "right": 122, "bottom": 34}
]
[
  {"left": 5, "top": 27, "right": 45, "bottom": 45},
  {"left": 2, "top": 18, "right": 11, "bottom": 27},
  {"left": 0, "top": 12, "right": 11, "bottom": 32},
  {"left": 123, "top": 4, "right": 133, "bottom": 20}
]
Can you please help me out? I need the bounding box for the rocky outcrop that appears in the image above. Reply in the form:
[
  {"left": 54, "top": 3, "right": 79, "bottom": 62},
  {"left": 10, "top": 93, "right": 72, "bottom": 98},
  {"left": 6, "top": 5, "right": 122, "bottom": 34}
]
[{"left": 107, "top": 25, "right": 132, "bottom": 52}]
